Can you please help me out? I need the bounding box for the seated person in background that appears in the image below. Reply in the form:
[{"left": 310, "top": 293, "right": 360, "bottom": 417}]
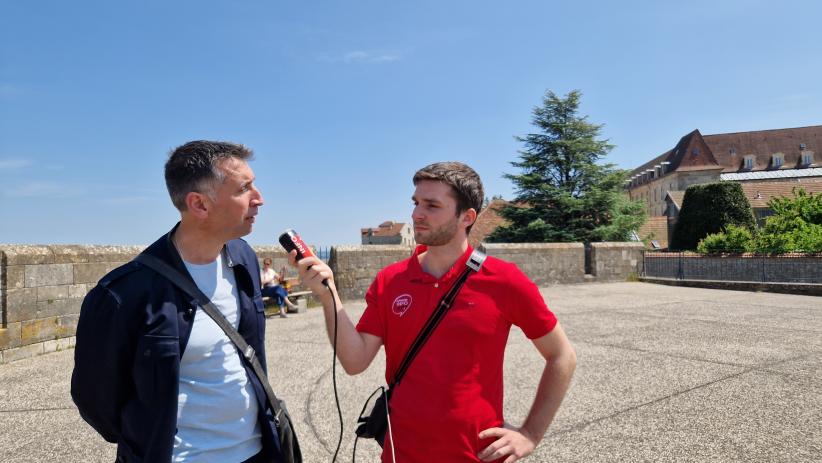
[{"left": 260, "top": 257, "right": 297, "bottom": 317}]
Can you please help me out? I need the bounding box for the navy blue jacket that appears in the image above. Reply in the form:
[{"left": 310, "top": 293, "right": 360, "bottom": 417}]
[{"left": 71, "top": 225, "right": 281, "bottom": 462}]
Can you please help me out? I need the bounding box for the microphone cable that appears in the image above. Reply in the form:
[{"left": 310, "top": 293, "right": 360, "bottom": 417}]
[
  {"left": 327, "top": 285, "right": 344, "bottom": 462},
  {"left": 352, "top": 386, "right": 396, "bottom": 463},
  {"left": 328, "top": 286, "right": 396, "bottom": 463}
]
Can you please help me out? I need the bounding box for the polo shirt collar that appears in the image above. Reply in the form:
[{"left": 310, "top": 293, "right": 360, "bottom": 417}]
[{"left": 408, "top": 243, "right": 474, "bottom": 284}]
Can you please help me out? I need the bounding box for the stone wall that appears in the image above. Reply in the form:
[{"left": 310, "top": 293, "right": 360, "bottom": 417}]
[
  {"left": 0, "top": 244, "right": 295, "bottom": 364},
  {"left": 590, "top": 242, "right": 645, "bottom": 281},
  {"left": 0, "top": 245, "right": 143, "bottom": 363},
  {"left": 480, "top": 243, "right": 586, "bottom": 285},
  {"left": 253, "top": 246, "right": 291, "bottom": 275},
  {"left": 328, "top": 245, "right": 415, "bottom": 301},
  {"left": 1, "top": 241, "right": 644, "bottom": 363}
]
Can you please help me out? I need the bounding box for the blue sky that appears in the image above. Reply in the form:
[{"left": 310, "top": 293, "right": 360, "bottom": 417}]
[{"left": 1, "top": 0, "right": 820, "bottom": 247}]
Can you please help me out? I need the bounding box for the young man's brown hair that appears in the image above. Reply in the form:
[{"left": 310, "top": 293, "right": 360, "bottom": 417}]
[{"left": 413, "top": 161, "right": 484, "bottom": 234}]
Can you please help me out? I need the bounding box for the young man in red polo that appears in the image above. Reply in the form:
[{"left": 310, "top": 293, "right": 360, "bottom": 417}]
[{"left": 293, "top": 162, "right": 576, "bottom": 462}]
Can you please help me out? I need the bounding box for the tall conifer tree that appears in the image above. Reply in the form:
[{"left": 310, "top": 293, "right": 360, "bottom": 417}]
[{"left": 488, "top": 90, "right": 645, "bottom": 243}]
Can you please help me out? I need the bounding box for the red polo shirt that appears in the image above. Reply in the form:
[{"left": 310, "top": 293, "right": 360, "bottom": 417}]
[{"left": 356, "top": 245, "right": 557, "bottom": 463}]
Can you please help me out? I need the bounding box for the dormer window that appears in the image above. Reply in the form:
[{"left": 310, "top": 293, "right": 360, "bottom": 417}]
[
  {"left": 801, "top": 152, "right": 814, "bottom": 166},
  {"left": 772, "top": 154, "right": 784, "bottom": 168},
  {"left": 743, "top": 156, "right": 755, "bottom": 170},
  {"left": 800, "top": 143, "right": 807, "bottom": 150}
]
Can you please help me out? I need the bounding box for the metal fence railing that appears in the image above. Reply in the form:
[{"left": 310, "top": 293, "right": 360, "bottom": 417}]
[
  {"left": 643, "top": 252, "right": 822, "bottom": 284},
  {"left": 315, "top": 246, "right": 331, "bottom": 263}
]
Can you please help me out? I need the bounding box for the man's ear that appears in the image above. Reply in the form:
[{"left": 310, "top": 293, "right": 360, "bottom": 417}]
[
  {"left": 185, "top": 191, "right": 210, "bottom": 219},
  {"left": 461, "top": 208, "right": 478, "bottom": 229}
]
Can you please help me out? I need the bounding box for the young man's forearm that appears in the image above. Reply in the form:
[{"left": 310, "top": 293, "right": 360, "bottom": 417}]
[
  {"left": 317, "top": 287, "right": 374, "bottom": 375},
  {"left": 520, "top": 350, "right": 576, "bottom": 442}
]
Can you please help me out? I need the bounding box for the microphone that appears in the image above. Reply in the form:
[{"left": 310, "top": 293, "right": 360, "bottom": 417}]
[{"left": 278, "top": 229, "right": 329, "bottom": 286}]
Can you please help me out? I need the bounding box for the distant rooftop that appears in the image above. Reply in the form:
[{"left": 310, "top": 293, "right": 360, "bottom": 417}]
[
  {"left": 720, "top": 167, "right": 822, "bottom": 181},
  {"left": 361, "top": 220, "right": 408, "bottom": 237}
]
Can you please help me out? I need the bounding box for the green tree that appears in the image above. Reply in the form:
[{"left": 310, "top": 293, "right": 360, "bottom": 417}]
[
  {"left": 696, "top": 224, "right": 754, "bottom": 253},
  {"left": 487, "top": 90, "right": 646, "bottom": 243},
  {"left": 693, "top": 187, "right": 822, "bottom": 254},
  {"left": 669, "top": 182, "right": 756, "bottom": 251},
  {"left": 754, "top": 188, "right": 822, "bottom": 253}
]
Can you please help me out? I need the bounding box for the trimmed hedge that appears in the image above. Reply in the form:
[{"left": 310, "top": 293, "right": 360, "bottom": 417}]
[{"left": 670, "top": 182, "right": 756, "bottom": 251}]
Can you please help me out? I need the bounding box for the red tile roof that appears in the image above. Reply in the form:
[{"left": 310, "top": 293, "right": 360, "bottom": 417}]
[
  {"left": 361, "top": 221, "right": 407, "bottom": 237},
  {"left": 739, "top": 181, "right": 822, "bottom": 208},
  {"left": 638, "top": 216, "right": 668, "bottom": 249},
  {"left": 468, "top": 199, "right": 509, "bottom": 248},
  {"left": 705, "top": 126, "right": 821, "bottom": 172},
  {"left": 632, "top": 125, "right": 822, "bottom": 177}
]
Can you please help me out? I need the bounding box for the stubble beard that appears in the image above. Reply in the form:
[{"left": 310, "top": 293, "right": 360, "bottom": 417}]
[{"left": 415, "top": 217, "right": 458, "bottom": 246}]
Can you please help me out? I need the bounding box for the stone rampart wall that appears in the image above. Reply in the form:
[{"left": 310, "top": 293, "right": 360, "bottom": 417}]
[
  {"left": 480, "top": 243, "right": 586, "bottom": 285},
  {"left": 0, "top": 245, "right": 143, "bottom": 363},
  {"left": 328, "top": 245, "right": 415, "bottom": 301},
  {"left": 1, "top": 241, "right": 643, "bottom": 363},
  {"left": 253, "top": 246, "right": 291, "bottom": 274},
  {"left": 590, "top": 242, "right": 645, "bottom": 281}
]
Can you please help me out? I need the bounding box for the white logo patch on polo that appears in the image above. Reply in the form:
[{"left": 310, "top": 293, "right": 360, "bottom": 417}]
[{"left": 391, "top": 294, "right": 413, "bottom": 317}]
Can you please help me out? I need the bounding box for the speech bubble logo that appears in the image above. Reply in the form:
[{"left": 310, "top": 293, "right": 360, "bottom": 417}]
[{"left": 391, "top": 294, "right": 413, "bottom": 317}]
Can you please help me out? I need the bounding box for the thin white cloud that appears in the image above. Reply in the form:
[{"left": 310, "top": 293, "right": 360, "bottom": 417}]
[
  {"left": 0, "top": 159, "right": 32, "bottom": 171},
  {"left": 6, "top": 181, "right": 64, "bottom": 198},
  {"left": 319, "top": 50, "right": 401, "bottom": 64}
]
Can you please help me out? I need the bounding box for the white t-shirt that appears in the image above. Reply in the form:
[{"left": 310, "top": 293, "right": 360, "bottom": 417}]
[
  {"left": 173, "top": 251, "right": 262, "bottom": 463},
  {"left": 261, "top": 267, "right": 278, "bottom": 288}
]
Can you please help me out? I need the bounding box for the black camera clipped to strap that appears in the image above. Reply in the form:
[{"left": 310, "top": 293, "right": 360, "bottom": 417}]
[{"left": 355, "top": 386, "right": 392, "bottom": 447}]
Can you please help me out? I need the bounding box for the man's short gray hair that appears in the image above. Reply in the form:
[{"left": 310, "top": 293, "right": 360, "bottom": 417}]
[{"left": 164, "top": 140, "right": 253, "bottom": 211}]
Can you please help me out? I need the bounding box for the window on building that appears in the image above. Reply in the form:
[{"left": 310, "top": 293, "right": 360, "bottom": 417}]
[
  {"left": 744, "top": 156, "right": 754, "bottom": 170},
  {"left": 772, "top": 154, "right": 783, "bottom": 168},
  {"left": 801, "top": 152, "right": 814, "bottom": 166}
]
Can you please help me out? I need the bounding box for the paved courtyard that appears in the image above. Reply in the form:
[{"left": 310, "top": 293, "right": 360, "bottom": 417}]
[{"left": 1, "top": 282, "right": 820, "bottom": 462}]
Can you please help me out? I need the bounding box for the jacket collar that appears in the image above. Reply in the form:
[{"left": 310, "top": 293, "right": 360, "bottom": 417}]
[{"left": 160, "top": 222, "right": 244, "bottom": 270}]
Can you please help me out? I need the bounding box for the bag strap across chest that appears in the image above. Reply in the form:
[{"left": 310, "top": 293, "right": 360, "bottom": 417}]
[
  {"left": 390, "top": 249, "right": 486, "bottom": 388},
  {"left": 134, "top": 253, "right": 287, "bottom": 424}
]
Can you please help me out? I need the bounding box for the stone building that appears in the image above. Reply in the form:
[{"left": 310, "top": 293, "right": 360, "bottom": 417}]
[
  {"left": 361, "top": 221, "right": 415, "bottom": 246},
  {"left": 633, "top": 125, "right": 822, "bottom": 245}
]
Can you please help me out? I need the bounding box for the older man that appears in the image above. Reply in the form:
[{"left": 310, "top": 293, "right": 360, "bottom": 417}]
[{"left": 72, "top": 141, "right": 281, "bottom": 462}]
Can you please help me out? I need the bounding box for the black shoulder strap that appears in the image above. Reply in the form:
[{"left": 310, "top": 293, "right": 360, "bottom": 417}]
[
  {"left": 133, "top": 253, "right": 286, "bottom": 423},
  {"left": 390, "top": 249, "right": 486, "bottom": 388}
]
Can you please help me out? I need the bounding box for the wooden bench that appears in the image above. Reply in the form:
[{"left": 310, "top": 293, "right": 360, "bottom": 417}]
[{"left": 262, "top": 290, "right": 312, "bottom": 315}]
